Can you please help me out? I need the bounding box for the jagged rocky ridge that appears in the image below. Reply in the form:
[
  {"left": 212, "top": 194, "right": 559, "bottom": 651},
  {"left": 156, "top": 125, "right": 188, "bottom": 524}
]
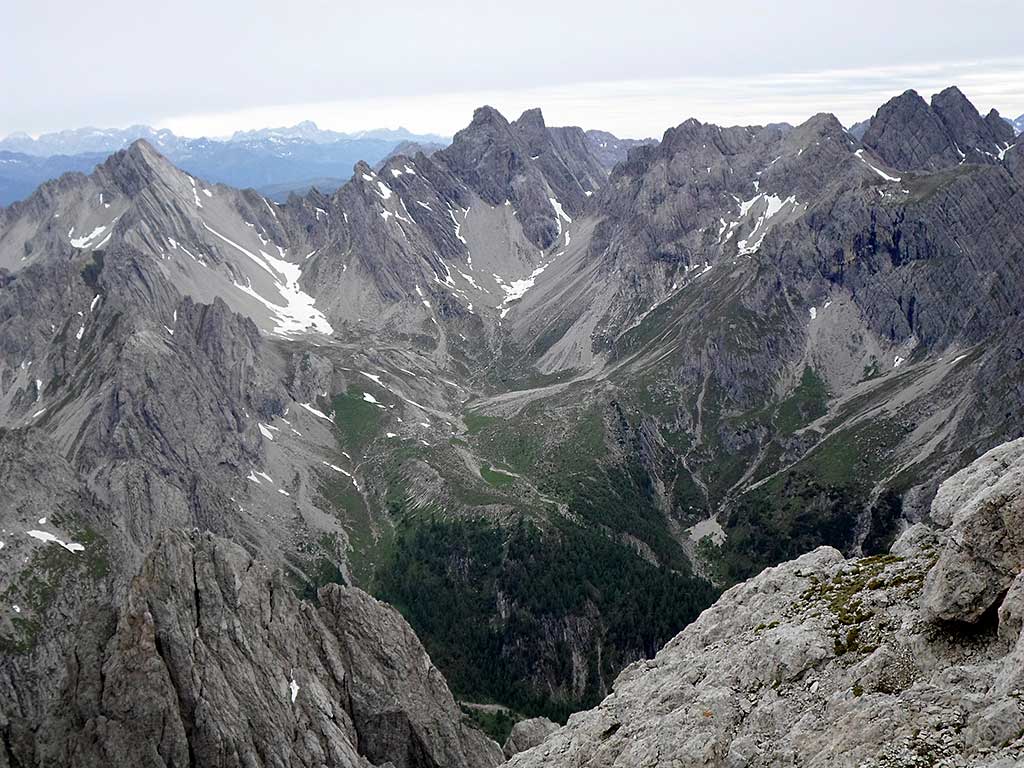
[
  {"left": 509, "top": 439, "right": 1024, "bottom": 767},
  {"left": 1, "top": 84, "right": 1024, "bottom": 747},
  {"left": 2, "top": 529, "right": 502, "bottom": 767}
]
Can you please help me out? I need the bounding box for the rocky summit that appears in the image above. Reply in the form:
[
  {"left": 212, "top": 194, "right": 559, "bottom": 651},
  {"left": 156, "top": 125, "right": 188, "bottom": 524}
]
[{"left": 1, "top": 83, "right": 1023, "bottom": 767}]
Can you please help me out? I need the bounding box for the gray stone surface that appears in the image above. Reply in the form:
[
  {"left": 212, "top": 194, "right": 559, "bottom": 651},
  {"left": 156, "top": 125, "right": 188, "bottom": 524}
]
[
  {"left": 502, "top": 717, "right": 560, "bottom": 758},
  {"left": 863, "top": 86, "right": 1015, "bottom": 171},
  {"left": 922, "top": 438, "right": 1024, "bottom": 623},
  {"left": 17, "top": 530, "right": 502, "bottom": 768}
]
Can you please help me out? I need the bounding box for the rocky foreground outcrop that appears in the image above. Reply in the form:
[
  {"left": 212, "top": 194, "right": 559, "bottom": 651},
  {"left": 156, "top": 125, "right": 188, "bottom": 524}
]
[
  {"left": 2, "top": 530, "right": 502, "bottom": 768},
  {"left": 503, "top": 718, "right": 560, "bottom": 759},
  {"left": 508, "top": 439, "right": 1024, "bottom": 767}
]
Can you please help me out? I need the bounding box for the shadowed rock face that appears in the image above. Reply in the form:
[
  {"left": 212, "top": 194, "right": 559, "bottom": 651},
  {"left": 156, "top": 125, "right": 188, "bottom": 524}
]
[
  {"left": 863, "top": 87, "right": 1015, "bottom": 171},
  {"left": 435, "top": 106, "right": 603, "bottom": 248},
  {"left": 508, "top": 440, "right": 1024, "bottom": 767},
  {"left": 15, "top": 530, "right": 502, "bottom": 768}
]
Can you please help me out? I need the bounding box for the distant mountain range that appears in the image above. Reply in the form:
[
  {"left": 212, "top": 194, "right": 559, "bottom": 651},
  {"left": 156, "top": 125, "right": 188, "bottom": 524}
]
[
  {"left": 227, "top": 121, "right": 450, "bottom": 146},
  {"left": 0, "top": 122, "right": 451, "bottom": 157},
  {"left": 0, "top": 121, "right": 653, "bottom": 206},
  {"left": 0, "top": 122, "right": 450, "bottom": 206}
]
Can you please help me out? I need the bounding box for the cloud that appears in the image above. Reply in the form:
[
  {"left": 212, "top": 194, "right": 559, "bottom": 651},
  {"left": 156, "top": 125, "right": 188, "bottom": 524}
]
[{"left": 154, "top": 58, "right": 1024, "bottom": 139}]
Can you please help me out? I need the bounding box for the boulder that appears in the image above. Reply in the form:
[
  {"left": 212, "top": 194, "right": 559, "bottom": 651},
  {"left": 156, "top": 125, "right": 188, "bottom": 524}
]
[{"left": 503, "top": 717, "right": 559, "bottom": 758}]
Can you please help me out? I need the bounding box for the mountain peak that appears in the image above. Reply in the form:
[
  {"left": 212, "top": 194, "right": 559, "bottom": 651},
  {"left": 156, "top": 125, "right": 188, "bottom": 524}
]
[
  {"left": 863, "top": 86, "right": 963, "bottom": 170},
  {"left": 931, "top": 84, "right": 970, "bottom": 107},
  {"left": 791, "top": 112, "right": 848, "bottom": 145},
  {"left": 514, "top": 108, "right": 547, "bottom": 132},
  {"left": 895, "top": 88, "right": 926, "bottom": 103},
  {"left": 468, "top": 105, "right": 511, "bottom": 130},
  {"left": 97, "top": 138, "right": 181, "bottom": 196},
  {"left": 862, "top": 84, "right": 1014, "bottom": 170}
]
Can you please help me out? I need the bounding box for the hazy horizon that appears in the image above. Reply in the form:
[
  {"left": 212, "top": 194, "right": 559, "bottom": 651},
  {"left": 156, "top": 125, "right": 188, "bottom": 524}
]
[{"left": 5, "top": 1, "right": 1024, "bottom": 140}]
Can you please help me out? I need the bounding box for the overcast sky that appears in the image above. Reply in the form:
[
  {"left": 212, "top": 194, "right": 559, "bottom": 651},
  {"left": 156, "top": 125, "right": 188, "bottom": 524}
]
[{"left": 4, "top": 0, "right": 1023, "bottom": 139}]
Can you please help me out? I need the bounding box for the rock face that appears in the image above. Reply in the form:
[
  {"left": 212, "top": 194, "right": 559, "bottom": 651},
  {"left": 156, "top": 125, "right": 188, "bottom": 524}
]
[
  {"left": 582, "top": 130, "right": 656, "bottom": 171},
  {"left": 9, "top": 530, "right": 502, "bottom": 768},
  {"left": 502, "top": 718, "right": 559, "bottom": 758},
  {"left": 862, "top": 87, "right": 1015, "bottom": 170},
  {"left": 434, "top": 105, "right": 602, "bottom": 248},
  {"left": 508, "top": 440, "right": 1024, "bottom": 767},
  {"left": 923, "top": 438, "right": 1024, "bottom": 623}
]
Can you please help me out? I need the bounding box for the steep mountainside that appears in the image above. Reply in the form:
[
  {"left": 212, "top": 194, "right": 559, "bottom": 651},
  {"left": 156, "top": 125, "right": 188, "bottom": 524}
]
[
  {"left": 4, "top": 529, "right": 502, "bottom": 767},
  {"left": 2, "top": 86, "right": 1023, "bottom": 751}
]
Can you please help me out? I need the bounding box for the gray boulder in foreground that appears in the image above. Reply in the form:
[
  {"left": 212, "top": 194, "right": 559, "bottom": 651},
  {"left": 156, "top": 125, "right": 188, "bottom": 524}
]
[
  {"left": 503, "top": 717, "right": 560, "bottom": 758},
  {"left": 21, "top": 529, "right": 502, "bottom": 768},
  {"left": 508, "top": 439, "right": 1024, "bottom": 767}
]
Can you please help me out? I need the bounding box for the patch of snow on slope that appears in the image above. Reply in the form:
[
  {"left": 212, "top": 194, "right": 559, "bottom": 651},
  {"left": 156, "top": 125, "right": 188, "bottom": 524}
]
[
  {"left": 854, "top": 149, "right": 901, "bottom": 182},
  {"left": 298, "top": 402, "right": 334, "bottom": 422},
  {"left": 549, "top": 196, "right": 573, "bottom": 240},
  {"left": 70, "top": 225, "right": 107, "bottom": 249},
  {"left": 496, "top": 262, "right": 550, "bottom": 318},
  {"left": 203, "top": 224, "right": 334, "bottom": 336},
  {"left": 187, "top": 176, "right": 203, "bottom": 208},
  {"left": 448, "top": 208, "right": 468, "bottom": 245},
  {"left": 26, "top": 529, "right": 84, "bottom": 553},
  {"left": 736, "top": 193, "right": 797, "bottom": 255}
]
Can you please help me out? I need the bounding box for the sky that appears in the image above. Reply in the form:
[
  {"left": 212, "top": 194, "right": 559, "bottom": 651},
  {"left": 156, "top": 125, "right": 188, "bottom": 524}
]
[{"left": 4, "top": 0, "right": 1023, "bottom": 139}]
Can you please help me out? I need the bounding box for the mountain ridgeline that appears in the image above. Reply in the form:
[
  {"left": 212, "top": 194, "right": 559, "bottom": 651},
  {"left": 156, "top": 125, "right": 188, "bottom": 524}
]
[
  {"left": 1, "top": 86, "right": 1023, "bottom": 765},
  {"left": 0, "top": 121, "right": 643, "bottom": 207}
]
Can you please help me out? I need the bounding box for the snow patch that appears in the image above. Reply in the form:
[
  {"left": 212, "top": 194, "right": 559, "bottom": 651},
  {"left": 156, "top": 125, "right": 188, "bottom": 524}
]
[
  {"left": 26, "top": 529, "right": 84, "bottom": 553},
  {"left": 70, "top": 225, "right": 107, "bottom": 249},
  {"left": 735, "top": 193, "right": 799, "bottom": 255},
  {"left": 203, "top": 224, "right": 334, "bottom": 337},
  {"left": 855, "top": 149, "right": 901, "bottom": 182},
  {"left": 298, "top": 402, "right": 334, "bottom": 422}
]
